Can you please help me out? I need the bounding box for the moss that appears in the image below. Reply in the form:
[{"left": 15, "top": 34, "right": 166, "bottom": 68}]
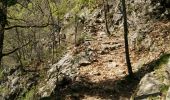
[
  {"left": 127, "top": 4, "right": 135, "bottom": 14},
  {"left": 20, "top": 87, "right": 37, "bottom": 100},
  {"left": 154, "top": 54, "right": 170, "bottom": 70},
  {"left": 0, "top": 86, "right": 10, "bottom": 95},
  {"left": 148, "top": 96, "right": 160, "bottom": 100},
  {"left": 76, "top": 33, "right": 92, "bottom": 46},
  {"left": 0, "top": 67, "right": 3, "bottom": 80},
  {"left": 160, "top": 85, "right": 169, "bottom": 94}
]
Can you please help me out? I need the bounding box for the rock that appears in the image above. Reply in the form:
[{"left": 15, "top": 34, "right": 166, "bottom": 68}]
[
  {"left": 38, "top": 52, "right": 78, "bottom": 98},
  {"left": 100, "top": 44, "right": 122, "bottom": 55},
  {"left": 48, "top": 53, "right": 73, "bottom": 78},
  {"left": 11, "top": 77, "right": 19, "bottom": 87},
  {"left": 84, "top": 41, "right": 91, "bottom": 47},
  {"left": 95, "top": 18, "right": 104, "bottom": 23},
  {"left": 163, "top": 71, "right": 170, "bottom": 85},
  {"left": 135, "top": 72, "right": 163, "bottom": 99},
  {"left": 91, "top": 9, "right": 102, "bottom": 18},
  {"left": 78, "top": 7, "right": 90, "bottom": 19},
  {"left": 107, "top": 62, "right": 117, "bottom": 68},
  {"left": 100, "top": 49, "right": 109, "bottom": 55},
  {"left": 114, "top": 69, "right": 126, "bottom": 77},
  {"left": 64, "top": 12, "right": 73, "bottom": 22},
  {"left": 167, "top": 58, "right": 170, "bottom": 75},
  {"left": 78, "top": 50, "right": 95, "bottom": 66},
  {"left": 79, "top": 57, "right": 91, "bottom": 66},
  {"left": 166, "top": 87, "right": 170, "bottom": 100},
  {"left": 38, "top": 50, "right": 93, "bottom": 98},
  {"left": 94, "top": 72, "right": 101, "bottom": 76},
  {"left": 98, "top": 31, "right": 107, "bottom": 38},
  {"left": 113, "top": 13, "right": 123, "bottom": 25}
]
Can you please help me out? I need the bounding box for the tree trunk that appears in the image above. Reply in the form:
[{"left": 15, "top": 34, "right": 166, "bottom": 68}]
[
  {"left": 122, "top": 0, "right": 134, "bottom": 77},
  {"left": 103, "top": 0, "right": 110, "bottom": 36},
  {"left": 15, "top": 28, "right": 24, "bottom": 67},
  {"left": 74, "top": 14, "right": 78, "bottom": 47},
  {"left": 0, "top": 1, "right": 7, "bottom": 64},
  {"left": 47, "top": 0, "right": 55, "bottom": 64},
  {"left": 57, "top": 16, "right": 61, "bottom": 46}
]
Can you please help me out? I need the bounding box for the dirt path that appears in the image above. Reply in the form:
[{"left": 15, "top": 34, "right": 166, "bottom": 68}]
[{"left": 58, "top": 21, "right": 170, "bottom": 100}]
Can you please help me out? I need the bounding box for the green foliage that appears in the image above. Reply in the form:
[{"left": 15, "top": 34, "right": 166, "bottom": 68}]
[
  {"left": 0, "top": 85, "right": 10, "bottom": 95},
  {"left": 148, "top": 96, "right": 160, "bottom": 100},
  {"left": 4, "top": 0, "right": 100, "bottom": 69},
  {"left": 160, "top": 85, "right": 169, "bottom": 93},
  {"left": 127, "top": 4, "right": 135, "bottom": 14},
  {"left": 0, "top": 67, "right": 3, "bottom": 80},
  {"left": 55, "top": 45, "right": 67, "bottom": 61},
  {"left": 7, "top": 0, "right": 17, "bottom": 6},
  {"left": 72, "top": 0, "right": 96, "bottom": 13},
  {"left": 154, "top": 54, "right": 170, "bottom": 70},
  {"left": 21, "top": 87, "right": 36, "bottom": 100},
  {"left": 75, "top": 33, "right": 87, "bottom": 46}
]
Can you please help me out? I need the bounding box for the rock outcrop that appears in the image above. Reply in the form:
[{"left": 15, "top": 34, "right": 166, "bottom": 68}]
[{"left": 134, "top": 57, "right": 170, "bottom": 100}]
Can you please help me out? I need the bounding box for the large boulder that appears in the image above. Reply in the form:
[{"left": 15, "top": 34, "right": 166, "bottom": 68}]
[
  {"left": 38, "top": 52, "right": 78, "bottom": 98},
  {"left": 0, "top": 65, "right": 39, "bottom": 100},
  {"left": 135, "top": 72, "right": 163, "bottom": 99},
  {"left": 134, "top": 57, "right": 170, "bottom": 100}
]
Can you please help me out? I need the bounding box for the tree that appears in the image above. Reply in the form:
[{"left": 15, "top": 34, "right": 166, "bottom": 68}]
[
  {"left": 0, "top": 0, "right": 60, "bottom": 66},
  {"left": 0, "top": 0, "right": 8, "bottom": 63},
  {"left": 103, "top": 0, "right": 111, "bottom": 36},
  {"left": 121, "top": 0, "right": 134, "bottom": 77}
]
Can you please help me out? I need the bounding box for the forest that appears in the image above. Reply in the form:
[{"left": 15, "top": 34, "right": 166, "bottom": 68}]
[{"left": 0, "top": 0, "right": 170, "bottom": 100}]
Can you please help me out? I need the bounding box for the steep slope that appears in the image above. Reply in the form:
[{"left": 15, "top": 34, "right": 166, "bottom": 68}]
[
  {"left": 1, "top": 0, "right": 170, "bottom": 100},
  {"left": 54, "top": 0, "right": 170, "bottom": 99}
]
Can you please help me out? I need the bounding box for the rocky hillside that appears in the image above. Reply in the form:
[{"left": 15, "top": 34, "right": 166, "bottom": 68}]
[{"left": 0, "top": 0, "right": 170, "bottom": 100}]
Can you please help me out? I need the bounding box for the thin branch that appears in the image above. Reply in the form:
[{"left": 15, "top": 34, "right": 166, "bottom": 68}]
[
  {"left": 17, "top": 1, "right": 33, "bottom": 13},
  {"left": 2, "top": 41, "right": 32, "bottom": 57},
  {"left": 7, "top": 17, "right": 28, "bottom": 23},
  {"left": 5, "top": 23, "right": 54, "bottom": 30}
]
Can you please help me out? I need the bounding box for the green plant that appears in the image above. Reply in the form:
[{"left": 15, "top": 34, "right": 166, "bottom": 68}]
[
  {"left": 76, "top": 35, "right": 85, "bottom": 46},
  {"left": 0, "top": 67, "right": 4, "bottom": 80},
  {"left": 154, "top": 54, "right": 170, "bottom": 70},
  {"left": 160, "top": 85, "right": 169, "bottom": 93},
  {"left": 0, "top": 86, "right": 10, "bottom": 95},
  {"left": 22, "top": 87, "right": 36, "bottom": 100}
]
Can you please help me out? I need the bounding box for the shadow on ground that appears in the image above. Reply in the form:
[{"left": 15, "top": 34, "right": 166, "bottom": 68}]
[{"left": 48, "top": 53, "right": 170, "bottom": 100}]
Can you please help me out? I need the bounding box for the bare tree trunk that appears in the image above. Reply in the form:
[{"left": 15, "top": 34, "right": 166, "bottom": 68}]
[
  {"left": 122, "top": 0, "right": 134, "bottom": 77},
  {"left": 15, "top": 28, "right": 24, "bottom": 67},
  {"left": 74, "top": 14, "right": 78, "bottom": 47},
  {"left": 0, "top": 1, "right": 7, "bottom": 64},
  {"left": 103, "top": 0, "right": 111, "bottom": 36},
  {"left": 57, "top": 16, "right": 61, "bottom": 46},
  {"left": 47, "top": 0, "right": 56, "bottom": 64}
]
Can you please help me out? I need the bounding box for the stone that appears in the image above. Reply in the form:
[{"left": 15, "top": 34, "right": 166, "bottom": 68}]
[
  {"left": 135, "top": 72, "right": 163, "bottom": 99},
  {"left": 38, "top": 52, "right": 79, "bottom": 98},
  {"left": 100, "top": 44, "right": 121, "bottom": 55},
  {"left": 113, "top": 13, "right": 123, "bottom": 25},
  {"left": 166, "top": 87, "right": 170, "bottom": 100},
  {"left": 95, "top": 18, "right": 104, "bottom": 23},
  {"left": 11, "top": 77, "right": 19, "bottom": 87},
  {"left": 79, "top": 57, "right": 91, "bottom": 66},
  {"left": 114, "top": 69, "right": 126, "bottom": 77},
  {"left": 107, "top": 62, "right": 117, "bottom": 68},
  {"left": 98, "top": 31, "right": 107, "bottom": 38}
]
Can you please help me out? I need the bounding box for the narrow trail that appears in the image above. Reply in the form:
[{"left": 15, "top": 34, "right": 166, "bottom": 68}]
[
  {"left": 79, "top": 33, "right": 127, "bottom": 83},
  {"left": 59, "top": 21, "right": 170, "bottom": 100}
]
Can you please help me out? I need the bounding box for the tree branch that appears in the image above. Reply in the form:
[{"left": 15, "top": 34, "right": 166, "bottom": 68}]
[
  {"left": 2, "top": 41, "right": 32, "bottom": 57},
  {"left": 5, "top": 23, "right": 54, "bottom": 30},
  {"left": 7, "top": 17, "right": 28, "bottom": 23}
]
